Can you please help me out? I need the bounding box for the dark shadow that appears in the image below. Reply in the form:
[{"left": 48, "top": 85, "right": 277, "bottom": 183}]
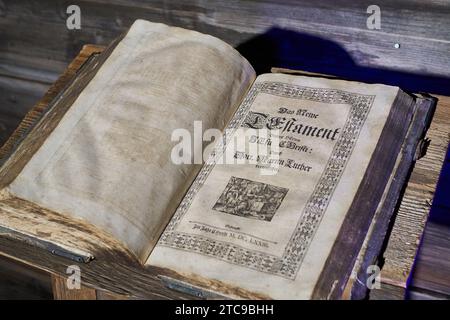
[{"left": 236, "top": 28, "right": 450, "bottom": 96}]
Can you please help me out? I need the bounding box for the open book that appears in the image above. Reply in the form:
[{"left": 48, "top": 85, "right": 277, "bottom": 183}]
[{"left": 0, "top": 20, "right": 436, "bottom": 299}]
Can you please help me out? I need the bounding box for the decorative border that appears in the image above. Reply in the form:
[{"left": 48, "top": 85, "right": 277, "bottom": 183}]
[{"left": 158, "top": 81, "right": 375, "bottom": 280}]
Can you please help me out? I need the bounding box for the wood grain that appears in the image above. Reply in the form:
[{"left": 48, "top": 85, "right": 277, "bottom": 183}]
[
  {"left": 0, "top": 44, "right": 109, "bottom": 189},
  {"left": 0, "top": 254, "right": 52, "bottom": 299},
  {"left": 1, "top": 0, "right": 449, "bottom": 77},
  {"left": 0, "top": 45, "right": 104, "bottom": 161},
  {"left": 371, "top": 94, "right": 450, "bottom": 299},
  {"left": 0, "top": 196, "right": 194, "bottom": 299},
  {"left": 408, "top": 221, "right": 450, "bottom": 297},
  {"left": 51, "top": 273, "right": 97, "bottom": 300}
]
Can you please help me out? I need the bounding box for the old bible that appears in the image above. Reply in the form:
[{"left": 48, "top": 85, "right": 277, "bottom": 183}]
[{"left": 0, "top": 20, "right": 436, "bottom": 299}]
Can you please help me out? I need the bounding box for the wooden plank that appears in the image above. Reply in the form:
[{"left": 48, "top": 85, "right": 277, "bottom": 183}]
[
  {"left": 0, "top": 254, "right": 52, "bottom": 299},
  {"left": 372, "top": 95, "right": 450, "bottom": 299},
  {"left": 348, "top": 95, "right": 436, "bottom": 300},
  {"left": 370, "top": 282, "right": 405, "bottom": 300},
  {"left": 0, "top": 45, "right": 104, "bottom": 168},
  {"left": 407, "top": 289, "right": 449, "bottom": 300},
  {"left": 51, "top": 273, "right": 97, "bottom": 300},
  {"left": 0, "top": 0, "right": 449, "bottom": 80},
  {"left": 409, "top": 222, "right": 450, "bottom": 296},
  {"left": 0, "top": 76, "right": 50, "bottom": 146},
  {"left": 0, "top": 61, "right": 58, "bottom": 85},
  {"left": 0, "top": 196, "right": 193, "bottom": 299},
  {"left": 0, "top": 76, "right": 49, "bottom": 119},
  {"left": 0, "top": 44, "right": 104, "bottom": 155},
  {"left": 96, "top": 289, "right": 126, "bottom": 300}
]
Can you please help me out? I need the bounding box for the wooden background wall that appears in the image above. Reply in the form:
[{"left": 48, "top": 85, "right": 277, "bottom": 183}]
[
  {"left": 0, "top": 0, "right": 449, "bottom": 299},
  {"left": 1, "top": 0, "right": 449, "bottom": 144}
]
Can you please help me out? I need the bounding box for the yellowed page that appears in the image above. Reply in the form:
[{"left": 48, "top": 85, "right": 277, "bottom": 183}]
[
  {"left": 7, "top": 20, "right": 255, "bottom": 262},
  {"left": 147, "top": 73, "right": 399, "bottom": 299}
]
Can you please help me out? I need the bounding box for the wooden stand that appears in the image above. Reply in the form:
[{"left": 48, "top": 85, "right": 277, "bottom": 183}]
[{"left": 0, "top": 45, "right": 448, "bottom": 300}]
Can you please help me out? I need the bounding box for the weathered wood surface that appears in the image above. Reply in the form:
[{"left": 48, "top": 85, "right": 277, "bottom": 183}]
[
  {"left": 0, "top": 77, "right": 49, "bottom": 145},
  {"left": 0, "top": 45, "right": 104, "bottom": 162},
  {"left": 407, "top": 221, "right": 450, "bottom": 298},
  {"left": 0, "top": 254, "right": 52, "bottom": 299},
  {"left": 0, "top": 42, "right": 116, "bottom": 189},
  {"left": 1, "top": 0, "right": 449, "bottom": 77},
  {"left": 0, "top": 196, "right": 193, "bottom": 299},
  {"left": 51, "top": 273, "right": 97, "bottom": 300},
  {"left": 50, "top": 273, "right": 124, "bottom": 299},
  {"left": 371, "top": 94, "right": 450, "bottom": 299}
]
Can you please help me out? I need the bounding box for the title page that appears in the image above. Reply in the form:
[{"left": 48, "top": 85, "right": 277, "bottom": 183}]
[{"left": 148, "top": 73, "right": 399, "bottom": 299}]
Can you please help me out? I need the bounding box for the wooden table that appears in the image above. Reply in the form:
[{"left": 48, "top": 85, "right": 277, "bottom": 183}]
[{"left": 0, "top": 45, "right": 449, "bottom": 300}]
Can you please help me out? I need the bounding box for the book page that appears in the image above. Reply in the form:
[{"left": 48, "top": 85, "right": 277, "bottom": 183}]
[
  {"left": 7, "top": 20, "right": 255, "bottom": 262},
  {"left": 147, "top": 73, "right": 399, "bottom": 299}
]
